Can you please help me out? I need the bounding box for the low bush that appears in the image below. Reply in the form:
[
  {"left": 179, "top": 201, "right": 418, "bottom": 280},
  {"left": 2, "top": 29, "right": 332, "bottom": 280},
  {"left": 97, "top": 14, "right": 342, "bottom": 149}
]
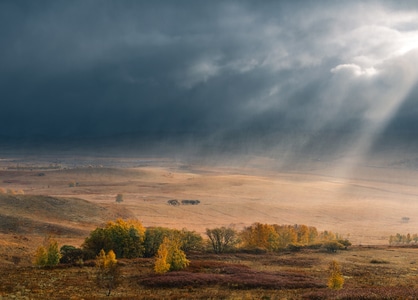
[{"left": 370, "top": 259, "right": 389, "bottom": 264}]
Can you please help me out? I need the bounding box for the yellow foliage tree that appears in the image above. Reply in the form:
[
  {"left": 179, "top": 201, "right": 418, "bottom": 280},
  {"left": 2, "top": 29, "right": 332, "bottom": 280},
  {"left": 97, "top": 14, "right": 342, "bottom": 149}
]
[
  {"left": 297, "top": 224, "right": 310, "bottom": 244},
  {"left": 241, "top": 223, "right": 279, "bottom": 251},
  {"left": 96, "top": 249, "right": 119, "bottom": 296},
  {"left": 154, "top": 239, "right": 170, "bottom": 274},
  {"left": 34, "top": 238, "right": 61, "bottom": 267},
  {"left": 328, "top": 260, "right": 344, "bottom": 290},
  {"left": 273, "top": 225, "right": 297, "bottom": 248},
  {"left": 320, "top": 230, "right": 336, "bottom": 241},
  {"left": 34, "top": 246, "right": 48, "bottom": 266},
  {"left": 308, "top": 226, "right": 319, "bottom": 243},
  {"left": 154, "top": 237, "right": 189, "bottom": 274}
]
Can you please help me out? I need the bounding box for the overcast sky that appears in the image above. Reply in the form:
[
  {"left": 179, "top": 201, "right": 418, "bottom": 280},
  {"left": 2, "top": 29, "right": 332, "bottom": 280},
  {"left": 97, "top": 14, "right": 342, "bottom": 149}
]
[{"left": 1, "top": 1, "right": 418, "bottom": 159}]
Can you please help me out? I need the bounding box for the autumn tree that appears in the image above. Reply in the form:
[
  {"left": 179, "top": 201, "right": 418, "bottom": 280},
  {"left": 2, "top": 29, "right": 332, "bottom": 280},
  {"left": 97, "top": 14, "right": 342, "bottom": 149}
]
[
  {"left": 319, "top": 230, "right": 336, "bottom": 241},
  {"left": 337, "top": 239, "right": 352, "bottom": 250},
  {"left": 96, "top": 249, "right": 120, "bottom": 296},
  {"left": 83, "top": 219, "right": 146, "bottom": 258},
  {"left": 308, "top": 226, "right": 319, "bottom": 244},
  {"left": 240, "top": 223, "right": 279, "bottom": 251},
  {"left": 328, "top": 260, "right": 344, "bottom": 290},
  {"left": 273, "top": 225, "right": 298, "bottom": 249},
  {"left": 154, "top": 239, "right": 170, "bottom": 274},
  {"left": 34, "top": 238, "right": 61, "bottom": 267},
  {"left": 154, "top": 237, "right": 189, "bottom": 274},
  {"left": 34, "top": 246, "right": 47, "bottom": 266},
  {"left": 206, "top": 227, "right": 239, "bottom": 253}
]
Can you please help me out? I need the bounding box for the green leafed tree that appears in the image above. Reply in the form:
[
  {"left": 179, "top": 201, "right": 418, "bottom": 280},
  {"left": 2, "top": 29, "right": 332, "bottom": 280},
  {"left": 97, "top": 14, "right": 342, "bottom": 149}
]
[
  {"left": 145, "top": 227, "right": 204, "bottom": 258},
  {"left": 178, "top": 229, "right": 204, "bottom": 252},
  {"left": 83, "top": 219, "right": 146, "bottom": 258},
  {"left": 47, "top": 239, "right": 61, "bottom": 266},
  {"left": 60, "top": 245, "right": 85, "bottom": 265}
]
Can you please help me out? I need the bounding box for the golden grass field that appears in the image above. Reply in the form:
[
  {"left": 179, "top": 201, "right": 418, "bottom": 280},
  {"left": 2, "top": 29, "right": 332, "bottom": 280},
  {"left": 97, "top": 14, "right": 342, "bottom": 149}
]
[
  {"left": 1, "top": 155, "right": 418, "bottom": 250},
  {"left": 1, "top": 156, "right": 418, "bottom": 298}
]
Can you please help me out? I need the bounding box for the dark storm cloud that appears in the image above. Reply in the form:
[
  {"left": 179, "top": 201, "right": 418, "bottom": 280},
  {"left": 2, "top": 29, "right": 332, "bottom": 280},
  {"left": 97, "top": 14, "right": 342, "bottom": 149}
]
[{"left": 1, "top": 0, "right": 418, "bottom": 159}]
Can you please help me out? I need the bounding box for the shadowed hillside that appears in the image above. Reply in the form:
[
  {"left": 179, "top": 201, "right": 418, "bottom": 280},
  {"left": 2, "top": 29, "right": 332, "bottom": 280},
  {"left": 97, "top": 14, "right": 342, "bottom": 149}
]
[{"left": 0, "top": 194, "right": 134, "bottom": 236}]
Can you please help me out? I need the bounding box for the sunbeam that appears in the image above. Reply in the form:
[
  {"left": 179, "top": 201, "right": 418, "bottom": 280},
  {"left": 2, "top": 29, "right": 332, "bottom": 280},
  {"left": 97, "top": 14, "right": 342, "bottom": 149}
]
[{"left": 332, "top": 49, "right": 418, "bottom": 178}]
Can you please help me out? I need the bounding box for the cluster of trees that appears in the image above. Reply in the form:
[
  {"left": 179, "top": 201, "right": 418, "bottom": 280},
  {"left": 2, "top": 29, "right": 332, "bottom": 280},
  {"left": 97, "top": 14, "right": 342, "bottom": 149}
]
[
  {"left": 207, "top": 223, "right": 350, "bottom": 254},
  {"left": 35, "top": 219, "right": 350, "bottom": 272},
  {"left": 33, "top": 219, "right": 350, "bottom": 295},
  {"left": 389, "top": 233, "right": 418, "bottom": 245},
  {"left": 83, "top": 219, "right": 146, "bottom": 258}
]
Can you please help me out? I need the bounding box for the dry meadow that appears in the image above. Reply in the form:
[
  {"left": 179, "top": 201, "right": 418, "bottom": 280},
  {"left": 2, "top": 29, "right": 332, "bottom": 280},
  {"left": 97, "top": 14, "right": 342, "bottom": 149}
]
[{"left": 1, "top": 156, "right": 418, "bottom": 298}]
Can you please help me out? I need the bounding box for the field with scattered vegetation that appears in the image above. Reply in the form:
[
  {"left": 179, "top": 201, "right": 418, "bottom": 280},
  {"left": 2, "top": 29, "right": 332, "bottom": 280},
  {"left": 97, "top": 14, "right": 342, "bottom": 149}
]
[
  {"left": 3, "top": 244, "right": 418, "bottom": 299},
  {"left": 1, "top": 158, "right": 418, "bottom": 299}
]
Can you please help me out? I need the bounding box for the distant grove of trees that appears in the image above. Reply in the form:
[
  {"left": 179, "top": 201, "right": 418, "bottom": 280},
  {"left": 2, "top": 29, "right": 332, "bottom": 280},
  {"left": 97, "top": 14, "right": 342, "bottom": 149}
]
[
  {"left": 389, "top": 233, "right": 418, "bottom": 245},
  {"left": 35, "top": 219, "right": 351, "bottom": 275}
]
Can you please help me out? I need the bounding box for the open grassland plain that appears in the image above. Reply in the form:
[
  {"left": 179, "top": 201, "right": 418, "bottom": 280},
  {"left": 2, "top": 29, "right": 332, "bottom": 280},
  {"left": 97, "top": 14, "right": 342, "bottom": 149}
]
[
  {"left": 1, "top": 157, "right": 418, "bottom": 298},
  {"left": 1, "top": 157, "right": 418, "bottom": 245}
]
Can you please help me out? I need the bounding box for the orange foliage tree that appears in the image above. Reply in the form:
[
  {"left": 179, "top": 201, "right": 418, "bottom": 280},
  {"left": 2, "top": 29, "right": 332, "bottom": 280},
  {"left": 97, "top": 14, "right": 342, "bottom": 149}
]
[{"left": 240, "top": 223, "right": 279, "bottom": 251}]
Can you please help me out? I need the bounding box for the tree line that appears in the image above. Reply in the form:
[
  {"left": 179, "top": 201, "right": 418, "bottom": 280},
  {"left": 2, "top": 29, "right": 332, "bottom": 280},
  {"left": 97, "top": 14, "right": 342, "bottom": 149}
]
[
  {"left": 36, "top": 219, "right": 350, "bottom": 268},
  {"left": 389, "top": 233, "right": 418, "bottom": 245}
]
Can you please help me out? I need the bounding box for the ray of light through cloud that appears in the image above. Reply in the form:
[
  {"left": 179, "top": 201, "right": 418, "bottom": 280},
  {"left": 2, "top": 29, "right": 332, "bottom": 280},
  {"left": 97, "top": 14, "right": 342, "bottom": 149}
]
[{"left": 0, "top": 1, "right": 418, "bottom": 174}]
